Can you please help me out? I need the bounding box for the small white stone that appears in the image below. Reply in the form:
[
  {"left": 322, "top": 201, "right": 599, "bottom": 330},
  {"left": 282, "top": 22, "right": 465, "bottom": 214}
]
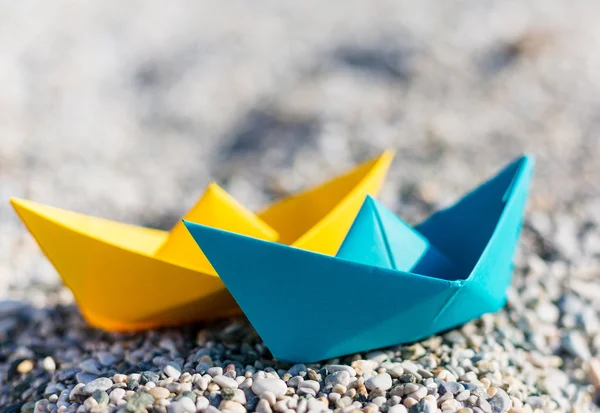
[
  {"left": 325, "top": 365, "right": 357, "bottom": 377},
  {"left": 83, "top": 397, "right": 98, "bottom": 411},
  {"left": 388, "top": 404, "right": 408, "bottom": 413},
  {"left": 168, "top": 397, "right": 196, "bottom": 413},
  {"left": 213, "top": 374, "right": 239, "bottom": 389},
  {"left": 365, "top": 373, "right": 392, "bottom": 391},
  {"left": 164, "top": 364, "right": 182, "bottom": 380},
  {"left": 256, "top": 399, "right": 273, "bottom": 413},
  {"left": 113, "top": 374, "right": 127, "bottom": 384},
  {"left": 69, "top": 384, "right": 85, "bottom": 401},
  {"left": 298, "top": 380, "right": 320, "bottom": 393},
  {"left": 42, "top": 357, "right": 56, "bottom": 373},
  {"left": 260, "top": 391, "right": 277, "bottom": 405},
  {"left": 273, "top": 399, "right": 289, "bottom": 412},
  {"left": 442, "top": 399, "right": 462, "bottom": 411},
  {"left": 409, "top": 386, "right": 428, "bottom": 401},
  {"left": 83, "top": 377, "right": 112, "bottom": 394},
  {"left": 253, "top": 378, "right": 287, "bottom": 397},
  {"left": 196, "top": 396, "right": 210, "bottom": 410},
  {"left": 307, "top": 397, "right": 326, "bottom": 411},
  {"left": 109, "top": 388, "right": 126, "bottom": 405},
  {"left": 150, "top": 386, "right": 171, "bottom": 399},
  {"left": 233, "top": 389, "right": 247, "bottom": 404},
  {"left": 196, "top": 376, "right": 210, "bottom": 391},
  {"left": 219, "top": 400, "right": 246, "bottom": 413},
  {"left": 239, "top": 378, "right": 253, "bottom": 389}
]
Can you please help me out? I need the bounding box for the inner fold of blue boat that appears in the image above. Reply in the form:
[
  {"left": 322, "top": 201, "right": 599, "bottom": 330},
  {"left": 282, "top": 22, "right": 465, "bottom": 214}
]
[
  {"left": 414, "top": 156, "right": 528, "bottom": 280},
  {"left": 336, "top": 196, "right": 460, "bottom": 281}
]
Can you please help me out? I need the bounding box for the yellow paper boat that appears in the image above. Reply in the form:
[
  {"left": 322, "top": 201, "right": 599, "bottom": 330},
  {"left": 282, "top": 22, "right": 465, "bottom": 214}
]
[{"left": 10, "top": 150, "right": 394, "bottom": 331}]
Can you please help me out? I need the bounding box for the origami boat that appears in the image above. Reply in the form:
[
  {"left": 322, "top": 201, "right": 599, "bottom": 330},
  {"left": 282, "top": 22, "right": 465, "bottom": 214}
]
[
  {"left": 10, "top": 149, "right": 394, "bottom": 331},
  {"left": 185, "top": 155, "right": 534, "bottom": 362}
]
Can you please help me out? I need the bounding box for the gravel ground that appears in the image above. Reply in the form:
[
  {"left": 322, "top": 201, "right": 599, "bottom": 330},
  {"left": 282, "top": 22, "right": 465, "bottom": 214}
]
[{"left": 2, "top": 1, "right": 600, "bottom": 412}]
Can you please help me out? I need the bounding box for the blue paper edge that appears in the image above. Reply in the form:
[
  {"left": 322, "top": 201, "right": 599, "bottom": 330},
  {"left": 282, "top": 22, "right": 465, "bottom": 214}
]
[{"left": 463, "top": 154, "right": 535, "bottom": 282}]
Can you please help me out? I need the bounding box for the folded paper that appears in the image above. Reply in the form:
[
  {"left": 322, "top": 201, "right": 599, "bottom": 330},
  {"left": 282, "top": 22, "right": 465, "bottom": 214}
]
[
  {"left": 185, "top": 154, "right": 534, "bottom": 362},
  {"left": 10, "top": 149, "right": 394, "bottom": 331},
  {"left": 336, "top": 196, "right": 458, "bottom": 279}
]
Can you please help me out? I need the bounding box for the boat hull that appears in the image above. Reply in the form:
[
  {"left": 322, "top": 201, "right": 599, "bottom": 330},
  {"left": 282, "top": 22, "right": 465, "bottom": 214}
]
[{"left": 186, "top": 155, "right": 534, "bottom": 361}]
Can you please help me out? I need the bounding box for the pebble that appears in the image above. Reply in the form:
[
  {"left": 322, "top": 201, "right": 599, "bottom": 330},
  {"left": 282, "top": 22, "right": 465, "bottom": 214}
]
[
  {"left": 418, "top": 395, "right": 437, "bottom": 413},
  {"left": 213, "top": 374, "right": 239, "bottom": 389},
  {"left": 196, "top": 396, "right": 210, "bottom": 410},
  {"left": 42, "top": 356, "right": 56, "bottom": 373},
  {"left": 83, "top": 377, "right": 112, "bottom": 394},
  {"left": 588, "top": 357, "right": 600, "bottom": 390},
  {"left": 17, "top": 359, "right": 34, "bottom": 374},
  {"left": 365, "top": 373, "right": 392, "bottom": 391},
  {"left": 96, "top": 351, "right": 119, "bottom": 366},
  {"left": 388, "top": 405, "right": 408, "bottom": 413},
  {"left": 260, "top": 391, "right": 277, "bottom": 405},
  {"left": 109, "top": 388, "right": 126, "bottom": 404},
  {"left": 477, "top": 397, "right": 492, "bottom": 413},
  {"left": 252, "top": 378, "right": 287, "bottom": 397},
  {"left": 208, "top": 366, "right": 224, "bottom": 377},
  {"left": 409, "top": 386, "right": 428, "bottom": 401},
  {"left": 113, "top": 373, "right": 127, "bottom": 383},
  {"left": 83, "top": 397, "right": 98, "bottom": 411},
  {"left": 325, "top": 365, "right": 357, "bottom": 377},
  {"left": 256, "top": 399, "right": 273, "bottom": 413},
  {"left": 141, "top": 371, "right": 160, "bottom": 383},
  {"left": 79, "top": 359, "right": 102, "bottom": 375},
  {"left": 488, "top": 388, "right": 511, "bottom": 413},
  {"left": 168, "top": 397, "right": 196, "bottom": 413},
  {"left": 150, "top": 386, "right": 171, "bottom": 399},
  {"left": 287, "top": 376, "right": 302, "bottom": 387},
  {"left": 563, "top": 331, "right": 592, "bottom": 360},
  {"left": 439, "top": 382, "right": 465, "bottom": 395},
  {"left": 196, "top": 376, "right": 211, "bottom": 391},
  {"left": 389, "top": 366, "right": 405, "bottom": 378},
  {"left": 91, "top": 390, "right": 109, "bottom": 405},
  {"left": 164, "top": 364, "right": 182, "bottom": 380},
  {"left": 288, "top": 364, "right": 307, "bottom": 376},
  {"left": 220, "top": 400, "right": 246, "bottom": 413},
  {"left": 325, "top": 371, "right": 351, "bottom": 386},
  {"left": 298, "top": 380, "right": 320, "bottom": 393},
  {"left": 76, "top": 372, "right": 98, "bottom": 385},
  {"left": 442, "top": 399, "right": 462, "bottom": 411},
  {"left": 232, "top": 389, "right": 246, "bottom": 404}
]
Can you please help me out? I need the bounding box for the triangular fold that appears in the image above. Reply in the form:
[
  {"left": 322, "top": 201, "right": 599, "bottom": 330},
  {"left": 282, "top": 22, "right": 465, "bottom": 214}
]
[
  {"left": 336, "top": 197, "right": 395, "bottom": 269},
  {"left": 154, "top": 183, "right": 278, "bottom": 269},
  {"left": 415, "top": 154, "right": 535, "bottom": 277},
  {"left": 257, "top": 149, "right": 395, "bottom": 255},
  {"left": 337, "top": 196, "right": 459, "bottom": 280}
]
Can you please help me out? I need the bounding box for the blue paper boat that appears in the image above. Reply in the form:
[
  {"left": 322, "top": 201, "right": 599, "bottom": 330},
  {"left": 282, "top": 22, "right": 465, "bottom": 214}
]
[{"left": 184, "top": 155, "right": 534, "bottom": 362}]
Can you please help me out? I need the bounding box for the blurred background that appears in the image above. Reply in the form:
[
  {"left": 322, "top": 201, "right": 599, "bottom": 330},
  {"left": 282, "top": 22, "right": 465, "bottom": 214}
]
[{"left": 1, "top": 0, "right": 600, "bottom": 301}]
